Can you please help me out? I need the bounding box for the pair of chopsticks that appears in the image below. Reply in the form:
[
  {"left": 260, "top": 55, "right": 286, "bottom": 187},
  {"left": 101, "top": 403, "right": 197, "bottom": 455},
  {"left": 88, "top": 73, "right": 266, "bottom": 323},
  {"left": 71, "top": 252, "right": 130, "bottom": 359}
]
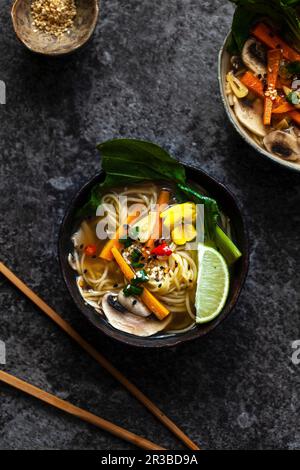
[
  {"left": 0, "top": 262, "right": 200, "bottom": 451},
  {"left": 0, "top": 370, "right": 164, "bottom": 450}
]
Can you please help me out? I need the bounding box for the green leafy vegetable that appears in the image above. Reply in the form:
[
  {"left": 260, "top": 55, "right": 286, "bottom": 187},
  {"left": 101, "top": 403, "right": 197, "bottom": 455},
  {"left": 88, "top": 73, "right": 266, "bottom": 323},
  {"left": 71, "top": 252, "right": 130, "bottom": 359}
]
[
  {"left": 131, "top": 270, "right": 149, "bottom": 285},
  {"left": 123, "top": 269, "right": 149, "bottom": 297},
  {"left": 286, "top": 60, "right": 300, "bottom": 74},
  {"left": 287, "top": 90, "right": 300, "bottom": 104},
  {"left": 119, "top": 236, "right": 134, "bottom": 248},
  {"left": 228, "top": 0, "right": 300, "bottom": 52},
  {"left": 98, "top": 138, "right": 186, "bottom": 191},
  {"left": 78, "top": 139, "right": 186, "bottom": 217},
  {"left": 227, "top": 35, "right": 239, "bottom": 55},
  {"left": 131, "top": 262, "right": 145, "bottom": 269},
  {"left": 215, "top": 226, "right": 242, "bottom": 265},
  {"left": 177, "top": 183, "right": 220, "bottom": 242},
  {"left": 131, "top": 249, "right": 142, "bottom": 263},
  {"left": 123, "top": 284, "right": 144, "bottom": 297},
  {"left": 176, "top": 184, "right": 241, "bottom": 264},
  {"left": 231, "top": 6, "right": 259, "bottom": 52},
  {"left": 79, "top": 138, "right": 241, "bottom": 264},
  {"left": 77, "top": 184, "right": 103, "bottom": 218}
]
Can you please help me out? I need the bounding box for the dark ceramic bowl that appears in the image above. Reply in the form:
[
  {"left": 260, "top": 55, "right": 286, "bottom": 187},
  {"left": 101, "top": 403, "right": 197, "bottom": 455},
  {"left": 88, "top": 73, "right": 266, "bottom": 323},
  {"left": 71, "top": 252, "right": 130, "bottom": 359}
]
[{"left": 58, "top": 166, "right": 249, "bottom": 348}]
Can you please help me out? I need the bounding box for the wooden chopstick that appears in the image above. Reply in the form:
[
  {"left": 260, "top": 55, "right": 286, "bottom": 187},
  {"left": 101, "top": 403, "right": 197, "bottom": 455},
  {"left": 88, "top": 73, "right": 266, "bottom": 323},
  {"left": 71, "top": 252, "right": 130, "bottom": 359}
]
[
  {"left": 0, "top": 370, "right": 165, "bottom": 450},
  {"left": 0, "top": 262, "right": 200, "bottom": 451}
]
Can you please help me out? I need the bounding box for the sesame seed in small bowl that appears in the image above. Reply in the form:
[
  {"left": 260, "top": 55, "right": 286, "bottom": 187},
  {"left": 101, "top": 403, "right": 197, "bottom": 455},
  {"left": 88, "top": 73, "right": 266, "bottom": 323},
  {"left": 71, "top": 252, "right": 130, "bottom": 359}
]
[{"left": 11, "top": 0, "right": 99, "bottom": 56}]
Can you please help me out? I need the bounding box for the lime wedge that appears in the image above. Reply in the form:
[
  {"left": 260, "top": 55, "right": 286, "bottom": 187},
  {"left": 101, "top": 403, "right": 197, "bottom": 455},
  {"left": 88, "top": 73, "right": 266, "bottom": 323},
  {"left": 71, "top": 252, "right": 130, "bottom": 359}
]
[{"left": 195, "top": 244, "right": 230, "bottom": 324}]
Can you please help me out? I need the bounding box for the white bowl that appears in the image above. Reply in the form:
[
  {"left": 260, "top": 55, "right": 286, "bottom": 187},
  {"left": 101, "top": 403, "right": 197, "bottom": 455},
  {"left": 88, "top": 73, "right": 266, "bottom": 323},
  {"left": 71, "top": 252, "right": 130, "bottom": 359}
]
[{"left": 218, "top": 32, "right": 300, "bottom": 173}]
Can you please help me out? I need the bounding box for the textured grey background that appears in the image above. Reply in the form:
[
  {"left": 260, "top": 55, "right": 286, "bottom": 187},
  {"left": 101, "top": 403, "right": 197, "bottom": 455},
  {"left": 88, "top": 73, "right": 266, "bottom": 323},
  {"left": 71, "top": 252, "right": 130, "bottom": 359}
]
[{"left": 0, "top": 0, "right": 299, "bottom": 450}]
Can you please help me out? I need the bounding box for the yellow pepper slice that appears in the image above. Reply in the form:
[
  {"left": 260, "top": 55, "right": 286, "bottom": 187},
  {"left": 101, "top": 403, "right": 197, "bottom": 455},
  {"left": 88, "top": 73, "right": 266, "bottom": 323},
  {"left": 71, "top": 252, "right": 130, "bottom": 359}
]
[
  {"left": 226, "top": 72, "right": 248, "bottom": 98},
  {"left": 171, "top": 224, "right": 197, "bottom": 245},
  {"left": 283, "top": 86, "right": 292, "bottom": 97},
  {"left": 160, "top": 203, "right": 196, "bottom": 228}
]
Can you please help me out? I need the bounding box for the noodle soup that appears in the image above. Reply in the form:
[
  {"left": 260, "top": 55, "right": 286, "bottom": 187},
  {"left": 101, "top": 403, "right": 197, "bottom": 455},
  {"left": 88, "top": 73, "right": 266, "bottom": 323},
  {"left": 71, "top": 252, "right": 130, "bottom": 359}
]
[
  {"left": 68, "top": 181, "right": 239, "bottom": 338},
  {"left": 225, "top": 21, "right": 300, "bottom": 165}
]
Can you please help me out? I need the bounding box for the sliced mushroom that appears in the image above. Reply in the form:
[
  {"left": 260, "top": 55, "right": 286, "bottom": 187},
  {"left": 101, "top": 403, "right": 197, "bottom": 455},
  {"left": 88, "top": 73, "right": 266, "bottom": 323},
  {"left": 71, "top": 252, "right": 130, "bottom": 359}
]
[
  {"left": 107, "top": 294, "right": 128, "bottom": 313},
  {"left": 102, "top": 293, "right": 171, "bottom": 337},
  {"left": 117, "top": 290, "right": 151, "bottom": 317},
  {"left": 242, "top": 38, "right": 267, "bottom": 76},
  {"left": 263, "top": 131, "right": 300, "bottom": 161},
  {"left": 233, "top": 95, "right": 267, "bottom": 137}
]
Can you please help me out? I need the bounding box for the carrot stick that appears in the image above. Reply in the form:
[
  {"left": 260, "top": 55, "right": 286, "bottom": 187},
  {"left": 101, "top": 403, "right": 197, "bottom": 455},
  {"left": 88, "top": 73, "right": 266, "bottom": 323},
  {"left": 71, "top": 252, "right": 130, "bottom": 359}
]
[
  {"left": 240, "top": 71, "right": 283, "bottom": 106},
  {"left": 266, "top": 49, "right": 281, "bottom": 88},
  {"left": 272, "top": 102, "right": 295, "bottom": 114},
  {"left": 276, "top": 77, "right": 292, "bottom": 89},
  {"left": 264, "top": 98, "right": 273, "bottom": 126},
  {"left": 240, "top": 71, "right": 264, "bottom": 98},
  {"left": 145, "top": 189, "right": 170, "bottom": 253},
  {"left": 111, "top": 246, "right": 136, "bottom": 279},
  {"left": 289, "top": 110, "right": 300, "bottom": 126},
  {"left": 239, "top": 71, "right": 300, "bottom": 124},
  {"left": 111, "top": 247, "right": 170, "bottom": 320},
  {"left": 252, "top": 23, "right": 300, "bottom": 62},
  {"left": 100, "top": 213, "right": 139, "bottom": 262},
  {"left": 141, "top": 289, "right": 170, "bottom": 321},
  {"left": 263, "top": 49, "right": 281, "bottom": 126}
]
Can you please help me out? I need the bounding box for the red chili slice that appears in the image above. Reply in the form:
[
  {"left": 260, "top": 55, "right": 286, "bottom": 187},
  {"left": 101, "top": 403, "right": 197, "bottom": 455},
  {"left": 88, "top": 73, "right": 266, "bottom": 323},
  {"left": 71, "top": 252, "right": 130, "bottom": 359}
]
[
  {"left": 151, "top": 242, "right": 172, "bottom": 257},
  {"left": 84, "top": 244, "right": 97, "bottom": 256}
]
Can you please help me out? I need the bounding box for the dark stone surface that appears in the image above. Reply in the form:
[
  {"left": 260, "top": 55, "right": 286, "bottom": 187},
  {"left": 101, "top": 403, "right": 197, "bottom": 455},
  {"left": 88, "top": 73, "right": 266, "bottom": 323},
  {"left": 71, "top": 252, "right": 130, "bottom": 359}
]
[{"left": 0, "top": 0, "right": 299, "bottom": 451}]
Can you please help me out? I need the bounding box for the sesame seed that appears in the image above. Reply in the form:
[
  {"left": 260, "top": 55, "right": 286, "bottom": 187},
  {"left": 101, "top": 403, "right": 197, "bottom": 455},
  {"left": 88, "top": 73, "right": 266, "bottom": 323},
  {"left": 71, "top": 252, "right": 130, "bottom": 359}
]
[
  {"left": 31, "top": 0, "right": 77, "bottom": 38},
  {"left": 265, "top": 86, "right": 278, "bottom": 101}
]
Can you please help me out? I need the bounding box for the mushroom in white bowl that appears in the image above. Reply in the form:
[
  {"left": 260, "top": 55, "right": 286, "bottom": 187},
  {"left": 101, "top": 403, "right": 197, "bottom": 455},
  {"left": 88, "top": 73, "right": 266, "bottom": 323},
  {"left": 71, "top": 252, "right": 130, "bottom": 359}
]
[{"left": 218, "top": 4, "right": 300, "bottom": 172}]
